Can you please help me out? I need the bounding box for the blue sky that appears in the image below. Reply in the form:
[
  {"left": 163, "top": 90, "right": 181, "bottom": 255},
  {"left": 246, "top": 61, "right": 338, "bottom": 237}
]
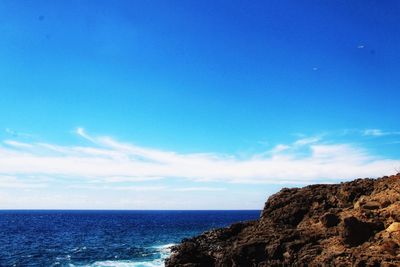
[{"left": 0, "top": 0, "right": 400, "bottom": 209}]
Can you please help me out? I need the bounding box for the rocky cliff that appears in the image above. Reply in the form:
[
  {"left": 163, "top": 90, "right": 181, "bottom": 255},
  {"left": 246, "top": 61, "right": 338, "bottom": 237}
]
[{"left": 166, "top": 174, "right": 400, "bottom": 266}]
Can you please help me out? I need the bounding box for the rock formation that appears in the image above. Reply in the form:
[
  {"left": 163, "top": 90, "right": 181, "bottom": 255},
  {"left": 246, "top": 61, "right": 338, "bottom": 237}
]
[{"left": 166, "top": 174, "right": 400, "bottom": 266}]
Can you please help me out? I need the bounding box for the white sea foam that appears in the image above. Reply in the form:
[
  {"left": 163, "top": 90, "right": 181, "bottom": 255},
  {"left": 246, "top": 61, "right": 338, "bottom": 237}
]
[
  {"left": 71, "top": 243, "right": 175, "bottom": 267},
  {"left": 71, "top": 258, "right": 164, "bottom": 267},
  {"left": 152, "top": 243, "right": 175, "bottom": 258},
  {"left": 85, "top": 259, "right": 164, "bottom": 267}
]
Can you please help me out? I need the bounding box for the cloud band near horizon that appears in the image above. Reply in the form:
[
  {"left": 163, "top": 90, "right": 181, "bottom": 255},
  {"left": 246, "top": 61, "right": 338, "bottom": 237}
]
[{"left": 0, "top": 128, "right": 399, "bottom": 190}]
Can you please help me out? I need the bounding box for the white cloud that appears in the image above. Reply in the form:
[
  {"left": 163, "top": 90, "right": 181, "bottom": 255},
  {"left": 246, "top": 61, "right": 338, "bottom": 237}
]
[
  {"left": 101, "top": 176, "right": 164, "bottom": 183},
  {"left": 293, "top": 136, "right": 321, "bottom": 146},
  {"left": 363, "top": 129, "right": 400, "bottom": 137},
  {"left": 4, "top": 140, "right": 33, "bottom": 149},
  {"left": 270, "top": 144, "right": 290, "bottom": 154},
  {"left": 0, "top": 175, "right": 47, "bottom": 189},
  {"left": 5, "top": 128, "right": 32, "bottom": 138},
  {"left": 65, "top": 184, "right": 225, "bottom": 192},
  {"left": 363, "top": 129, "right": 386, "bottom": 136},
  {"left": 67, "top": 184, "right": 167, "bottom": 191},
  {"left": 0, "top": 129, "right": 399, "bottom": 187},
  {"left": 173, "top": 187, "right": 226, "bottom": 192},
  {"left": 75, "top": 127, "right": 97, "bottom": 143}
]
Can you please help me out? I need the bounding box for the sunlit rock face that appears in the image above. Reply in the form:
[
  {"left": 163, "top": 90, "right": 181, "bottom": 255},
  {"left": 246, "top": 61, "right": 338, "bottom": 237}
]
[{"left": 166, "top": 174, "right": 400, "bottom": 267}]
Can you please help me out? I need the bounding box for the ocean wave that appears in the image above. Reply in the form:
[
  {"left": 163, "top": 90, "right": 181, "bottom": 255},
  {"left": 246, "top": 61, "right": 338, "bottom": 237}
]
[
  {"left": 152, "top": 243, "right": 175, "bottom": 249},
  {"left": 71, "top": 244, "right": 175, "bottom": 267},
  {"left": 83, "top": 259, "right": 164, "bottom": 267},
  {"left": 152, "top": 243, "right": 175, "bottom": 258}
]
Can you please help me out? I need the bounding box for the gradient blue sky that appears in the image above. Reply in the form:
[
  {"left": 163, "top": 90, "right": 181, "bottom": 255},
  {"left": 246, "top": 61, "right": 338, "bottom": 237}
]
[{"left": 0, "top": 0, "right": 400, "bottom": 209}]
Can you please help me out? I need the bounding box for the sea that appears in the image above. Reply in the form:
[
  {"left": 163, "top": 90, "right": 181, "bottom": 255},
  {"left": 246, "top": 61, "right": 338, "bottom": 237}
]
[{"left": 0, "top": 210, "right": 260, "bottom": 267}]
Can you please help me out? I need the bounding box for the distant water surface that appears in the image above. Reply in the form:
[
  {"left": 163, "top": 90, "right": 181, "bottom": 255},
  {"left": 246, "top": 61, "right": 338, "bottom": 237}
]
[{"left": 0, "top": 210, "right": 260, "bottom": 266}]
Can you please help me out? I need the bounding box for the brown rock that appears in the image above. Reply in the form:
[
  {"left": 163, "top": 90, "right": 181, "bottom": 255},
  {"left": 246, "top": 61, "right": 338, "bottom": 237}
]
[
  {"left": 166, "top": 174, "right": 400, "bottom": 266},
  {"left": 380, "top": 241, "right": 399, "bottom": 255},
  {"left": 386, "top": 222, "right": 400, "bottom": 233},
  {"left": 381, "top": 200, "right": 392, "bottom": 208},
  {"left": 362, "top": 201, "right": 381, "bottom": 210}
]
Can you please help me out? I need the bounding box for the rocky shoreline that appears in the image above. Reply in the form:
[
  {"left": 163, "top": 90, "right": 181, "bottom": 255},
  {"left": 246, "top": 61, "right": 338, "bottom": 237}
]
[{"left": 166, "top": 174, "right": 400, "bottom": 266}]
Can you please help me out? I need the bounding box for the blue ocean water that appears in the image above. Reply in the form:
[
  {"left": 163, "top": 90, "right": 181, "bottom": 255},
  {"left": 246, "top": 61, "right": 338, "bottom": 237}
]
[{"left": 0, "top": 210, "right": 260, "bottom": 266}]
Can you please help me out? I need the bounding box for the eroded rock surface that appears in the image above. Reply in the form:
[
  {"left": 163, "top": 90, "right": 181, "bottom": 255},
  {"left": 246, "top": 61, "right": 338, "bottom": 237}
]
[{"left": 166, "top": 174, "right": 400, "bottom": 266}]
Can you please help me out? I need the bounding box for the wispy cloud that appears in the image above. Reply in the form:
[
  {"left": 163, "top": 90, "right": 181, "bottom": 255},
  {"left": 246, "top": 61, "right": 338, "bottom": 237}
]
[
  {"left": 67, "top": 184, "right": 167, "bottom": 191},
  {"left": 4, "top": 140, "right": 34, "bottom": 149},
  {"left": 0, "top": 129, "right": 399, "bottom": 187},
  {"left": 293, "top": 136, "right": 321, "bottom": 146},
  {"left": 5, "top": 128, "right": 32, "bottom": 138},
  {"left": 75, "top": 127, "right": 97, "bottom": 143},
  {"left": 0, "top": 175, "right": 47, "bottom": 189},
  {"left": 66, "top": 184, "right": 225, "bottom": 192},
  {"left": 363, "top": 129, "right": 400, "bottom": 137},
  {"left": 173, "top": 187, "right": 226, "bottom": 192}
]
